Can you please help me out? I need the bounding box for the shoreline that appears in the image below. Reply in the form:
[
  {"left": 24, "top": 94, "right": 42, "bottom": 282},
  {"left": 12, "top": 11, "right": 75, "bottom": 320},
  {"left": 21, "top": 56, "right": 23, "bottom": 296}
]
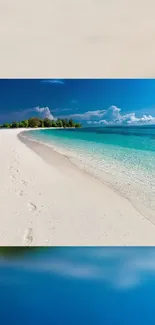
[
  {"left": 20, "top": 128, "right": 155, "bottom": 225},
  {"left": 1, "top": 128, "right": 155, "bottom": 245}
]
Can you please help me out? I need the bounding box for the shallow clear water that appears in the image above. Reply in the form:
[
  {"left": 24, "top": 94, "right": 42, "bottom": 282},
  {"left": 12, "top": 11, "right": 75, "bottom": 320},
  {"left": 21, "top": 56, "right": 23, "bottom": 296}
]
[
  {"left": 25, "top": 126, "right": 155, "bottom": 219},
  {"left": 1, "top": 247, "right": 155, "bottom": 325}
]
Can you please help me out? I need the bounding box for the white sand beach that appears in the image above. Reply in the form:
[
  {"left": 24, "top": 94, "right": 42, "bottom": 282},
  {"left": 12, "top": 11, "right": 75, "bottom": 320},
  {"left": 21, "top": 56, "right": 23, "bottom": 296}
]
[
  {"left": 0, "top": 0, "right": 155, "bottom": 78},
  {"left": 0, "top": 128, "right": 155, "bottom": 246}
]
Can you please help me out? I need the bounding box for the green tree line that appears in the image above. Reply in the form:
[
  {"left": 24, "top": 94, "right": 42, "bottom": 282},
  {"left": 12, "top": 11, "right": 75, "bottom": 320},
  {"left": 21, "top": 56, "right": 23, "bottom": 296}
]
[{"left": 0, "top": 117, "right": 81, "bottom": 129}]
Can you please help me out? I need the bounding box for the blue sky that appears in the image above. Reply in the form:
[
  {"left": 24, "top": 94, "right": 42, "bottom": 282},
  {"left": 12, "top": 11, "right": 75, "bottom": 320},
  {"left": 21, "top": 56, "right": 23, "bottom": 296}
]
[{"left": 0, "top": 79, "right": 155, "bottom": 125}]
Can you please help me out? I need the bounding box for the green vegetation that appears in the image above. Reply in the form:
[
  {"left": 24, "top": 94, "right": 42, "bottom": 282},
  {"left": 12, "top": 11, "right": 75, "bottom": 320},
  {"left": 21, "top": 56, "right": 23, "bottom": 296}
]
[
  {"left": 0, "top": 247, "right": 53, "bottom": 259},
  {"left": 0, "top": 117, "right": 82, "bottom": 129}
]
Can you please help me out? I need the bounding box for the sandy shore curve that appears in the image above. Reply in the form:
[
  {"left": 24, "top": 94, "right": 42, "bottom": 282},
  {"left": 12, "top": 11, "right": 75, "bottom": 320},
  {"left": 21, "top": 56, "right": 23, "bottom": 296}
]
[{"left": 0, "top": 128, "right": 155, "bottom": 246}]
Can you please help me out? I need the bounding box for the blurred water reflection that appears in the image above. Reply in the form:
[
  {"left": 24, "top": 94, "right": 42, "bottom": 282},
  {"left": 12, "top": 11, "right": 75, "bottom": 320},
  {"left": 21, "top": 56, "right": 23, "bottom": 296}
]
[{"left": 1, "top": 247, "right": 155, "bottom": 325}]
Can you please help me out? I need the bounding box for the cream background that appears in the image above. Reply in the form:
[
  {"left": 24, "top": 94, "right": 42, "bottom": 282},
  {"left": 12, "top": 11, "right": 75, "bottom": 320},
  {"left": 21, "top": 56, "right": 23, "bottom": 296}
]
[{"left": 0, "top": 0, "right": 155, "bottom": 77}]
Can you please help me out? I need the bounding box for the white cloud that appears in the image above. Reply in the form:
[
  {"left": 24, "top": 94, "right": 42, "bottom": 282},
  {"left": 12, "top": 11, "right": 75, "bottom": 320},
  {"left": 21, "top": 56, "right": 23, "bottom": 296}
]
[
  {"left": 1, "top": 106, "right": 56, "bottom": 123},
  {"left": 35, "top": 106, "right": 55, "bottom": 120},
  {"left": 59, "top": 109, "right": 106, "bottom": 121},
  {"left": 2, "top": 105, "right": 155, "bottom": 126},
  {"left": 63, "top": 105, "right": 155, "bottom": 125},
  {"left": 86, "top": 106, "right": 155, "bottom": 125},
  {"left": 35, "top": 105, "right": 155, "bottom": 125},
  {"left": 41, "top": 79, "right": 64, "bottom": 85}
]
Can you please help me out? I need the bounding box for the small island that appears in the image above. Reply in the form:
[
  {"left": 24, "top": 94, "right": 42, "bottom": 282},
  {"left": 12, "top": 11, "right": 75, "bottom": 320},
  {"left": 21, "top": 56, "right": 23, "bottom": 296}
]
[{"left": 0, "top": 117, "right": 82, "bottom": 129}]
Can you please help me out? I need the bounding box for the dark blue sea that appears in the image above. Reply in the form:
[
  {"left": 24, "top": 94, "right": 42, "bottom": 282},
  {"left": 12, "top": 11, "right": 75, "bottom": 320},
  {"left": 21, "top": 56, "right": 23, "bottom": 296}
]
[{"left": 1, "top": 247, "right": 155, "bottom": 325}]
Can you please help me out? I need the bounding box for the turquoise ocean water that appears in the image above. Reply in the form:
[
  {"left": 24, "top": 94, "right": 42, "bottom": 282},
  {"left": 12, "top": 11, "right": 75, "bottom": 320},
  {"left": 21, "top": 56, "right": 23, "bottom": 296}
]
[{"left": 24, "top": 126, "right": 155, "bottom": 219}]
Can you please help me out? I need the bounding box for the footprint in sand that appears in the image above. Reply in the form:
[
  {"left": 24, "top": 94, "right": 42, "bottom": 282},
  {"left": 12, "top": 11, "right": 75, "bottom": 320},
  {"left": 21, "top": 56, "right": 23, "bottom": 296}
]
[
  {"left": 23, "top": 228, "right": 33, "bottom": 246},
  {"left": 20, "top": 180, "right": 28, "bottom": 186},
  {"left": 9, "top": 166, "right": 19, "bottom": 173},
  {"left": 28, "top": 202, "right": 37, "bottom": 212},
  {"left": 16, "top": 190, "right": 26, "bottom": 196},
  {"left": 14, "top": 158, "right": 19, "bottom": 165},
  {"left": 10, "top": 175, "right": 16, "bottom": 181},
  {"left": 10, "top": 174, "right": 16, "bottom": 178}
]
